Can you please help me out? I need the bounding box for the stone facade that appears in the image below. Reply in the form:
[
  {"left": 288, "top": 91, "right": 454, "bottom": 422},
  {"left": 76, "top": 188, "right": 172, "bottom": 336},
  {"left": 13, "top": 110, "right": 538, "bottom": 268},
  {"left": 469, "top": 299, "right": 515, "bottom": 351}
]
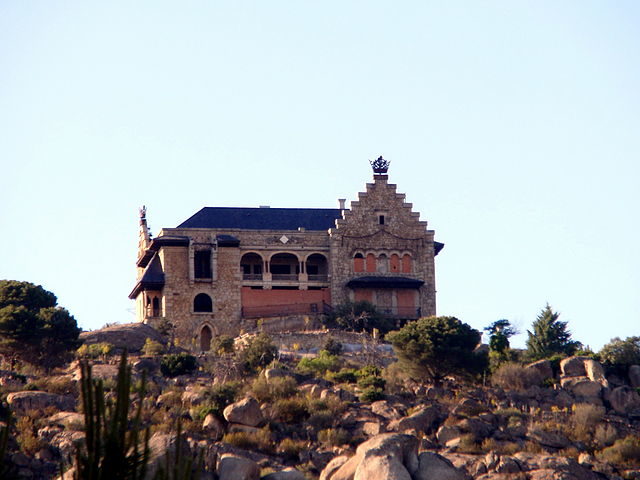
[{"left": 129, "top": 164, "right": 443, "bottom": 351}]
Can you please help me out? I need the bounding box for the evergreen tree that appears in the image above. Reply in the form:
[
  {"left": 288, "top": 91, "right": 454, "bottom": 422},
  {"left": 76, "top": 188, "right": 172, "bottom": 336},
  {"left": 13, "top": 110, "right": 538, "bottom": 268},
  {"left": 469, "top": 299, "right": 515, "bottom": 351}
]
[
  {"left": 526, "top": 304, "right": 580, "bottom": 360},
  {"left": 484, "top": 319, "right": 517, "bottom": 354},
  {"left": 386, "top": 316, "right": 484, "bottom": 383},
  {"left": 0, "top": 280, "right": 81, "bottom": 368}
]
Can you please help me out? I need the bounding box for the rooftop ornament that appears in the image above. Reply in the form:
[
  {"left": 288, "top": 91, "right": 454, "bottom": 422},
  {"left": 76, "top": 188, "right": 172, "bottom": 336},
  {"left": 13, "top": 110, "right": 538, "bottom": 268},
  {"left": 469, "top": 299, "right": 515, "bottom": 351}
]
[{"left": 370, "top": 156, "right": 390, "bottom": 174}]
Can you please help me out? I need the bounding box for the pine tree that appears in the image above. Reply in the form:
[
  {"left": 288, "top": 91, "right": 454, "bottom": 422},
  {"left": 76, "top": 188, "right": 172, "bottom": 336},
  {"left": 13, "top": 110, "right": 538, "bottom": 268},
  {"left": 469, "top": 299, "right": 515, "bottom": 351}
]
[{"left": 526, "top": 304, "right": 580, "bottom": 360}]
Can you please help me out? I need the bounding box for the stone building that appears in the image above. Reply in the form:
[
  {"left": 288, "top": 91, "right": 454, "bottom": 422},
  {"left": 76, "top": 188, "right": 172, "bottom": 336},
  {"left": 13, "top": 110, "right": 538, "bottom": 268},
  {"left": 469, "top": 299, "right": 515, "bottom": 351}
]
[{"left": 129, "top": 159, "right": 443, "bottom": 351}]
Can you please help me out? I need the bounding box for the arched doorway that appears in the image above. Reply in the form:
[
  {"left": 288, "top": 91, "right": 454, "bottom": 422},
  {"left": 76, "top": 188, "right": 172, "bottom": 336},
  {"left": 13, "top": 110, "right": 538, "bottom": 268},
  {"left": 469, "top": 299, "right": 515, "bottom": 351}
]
[{"left": 200, "top": 325, "right": 212, "bottom": 352}]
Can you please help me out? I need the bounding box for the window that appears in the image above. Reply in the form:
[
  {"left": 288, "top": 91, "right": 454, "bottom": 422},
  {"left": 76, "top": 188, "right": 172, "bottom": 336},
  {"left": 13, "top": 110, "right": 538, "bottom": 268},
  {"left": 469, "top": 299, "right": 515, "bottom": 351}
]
[
  {"left": 354, "top": 253, "right": 365, "bottom": 273},
  {"left": 194, "top": 251, "right": 212, "bottom": 278},
  {"left": 379, "top": 215, "right": 385, "bottom": 225},
  {"left": 152, "top": 297, "right": 160, "bottom": 317},
  {"left": 194, "top": 293, "right": 213, "bottom": 312}
]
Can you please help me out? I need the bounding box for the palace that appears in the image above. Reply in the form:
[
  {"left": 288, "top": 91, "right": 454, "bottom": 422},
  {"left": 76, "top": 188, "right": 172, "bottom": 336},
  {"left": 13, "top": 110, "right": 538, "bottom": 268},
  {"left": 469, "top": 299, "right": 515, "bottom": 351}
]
[{"left": 129, "top": 159, "right": 443, "bottom": 351}]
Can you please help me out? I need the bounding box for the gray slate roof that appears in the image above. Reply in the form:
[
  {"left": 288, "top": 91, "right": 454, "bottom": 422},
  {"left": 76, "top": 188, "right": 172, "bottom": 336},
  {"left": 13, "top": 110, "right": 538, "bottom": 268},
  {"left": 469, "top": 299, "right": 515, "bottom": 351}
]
[{"left": 178, "top": 207, "right": 343, "bottom": 231}]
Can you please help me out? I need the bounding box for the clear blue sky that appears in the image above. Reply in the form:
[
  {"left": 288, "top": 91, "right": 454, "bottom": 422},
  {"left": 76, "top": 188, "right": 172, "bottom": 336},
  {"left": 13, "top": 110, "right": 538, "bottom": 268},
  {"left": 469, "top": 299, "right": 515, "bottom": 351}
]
[{"left": 1, "top": 2, "right": 638, "bottom": 350}]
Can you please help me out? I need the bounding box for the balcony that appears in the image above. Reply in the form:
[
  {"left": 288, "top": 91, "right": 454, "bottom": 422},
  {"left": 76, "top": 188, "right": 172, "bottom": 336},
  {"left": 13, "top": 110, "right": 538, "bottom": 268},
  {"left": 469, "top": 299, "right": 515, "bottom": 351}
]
[
  {"left": 242, "top": 274, "right": 263, "bottom": 281},
  {"left": 307, "top": 274, "right": 329, "bottom": 282},
  {"left": 271, "top": 274, "right": 299, "bottom": 281}
]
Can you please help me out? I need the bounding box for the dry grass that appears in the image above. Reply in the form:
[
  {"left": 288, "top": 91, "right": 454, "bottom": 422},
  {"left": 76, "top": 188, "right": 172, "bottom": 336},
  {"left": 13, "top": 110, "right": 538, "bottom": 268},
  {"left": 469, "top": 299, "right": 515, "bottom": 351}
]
[{"left": 491, "top": 363, "right": 541, "bottom": 392}]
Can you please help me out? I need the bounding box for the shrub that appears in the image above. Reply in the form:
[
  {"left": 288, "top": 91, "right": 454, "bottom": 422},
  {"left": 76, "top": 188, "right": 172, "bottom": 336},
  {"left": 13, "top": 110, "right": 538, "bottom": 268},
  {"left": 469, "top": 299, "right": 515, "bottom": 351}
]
[
  {"left": 250, "top": 376, "right": 297, "bottom": 403},
  {"left": 596, "top": 435, "right": 640, "bottom": 466},
  {"left": 570, "top": 403, "right": 604, "bottom": 442},
  {"left": 77, "top": 342, "right": 114, "bottom": 359},
  {"left": 211, "top": 335, "right": 235, "bottom": 355},
  {"left": 594, "top": 423, "right": 618, "bottom": 448},
  {"left": 28, "top": 375, "right": 77, "bottom": 396},
  {"left": 323, "top": 337, "right": 343, "bottom": 356},
  {"left": 272, "top": 397, "right": 309, "bottom": 423},
  {"left": 322, "top": 301, "right": 394, "bottom": 334},
  {"left": 359, "top": 387, "right": 385, "bottom": 402},
  {"left": 223, "top": 427, "right": 273, "bottom": 453},
  {"left": 16, "top": 416, "right": 43, "bottom": 455},
  {"left": 278, "top": 437, "right": 306, "bottom": 461},
  {"left": 142, "top": 338, "right": 164, "bottom": 356},
  {"left": 491, "top": 363, "right": 541, "bottom": 392},
  {"left": 326, "top": 368, "right": 357, "bottom": 384},
  {"left": 238, "top": 334, "right": 278, "bottom": 373},
  {"left": 599, "top": 337, "right": 640, "bottom": 368},
  {"left": 457, "top": 433, "right": 482, "bottom": 454},
  {"left": 357, "top": 374, "right": 386, "bottom": 390},
  {"left": 297, "top": 350, "right": 340, "bottom": 376},
  {"left": 318, "top": 428, "right": 349, "bottom": 447},
  {"left": 202, "top": 381, "right": 242, "bottom": 417},
  {"left": 160, "top": 353, "right": 197, "bottom": 377}
]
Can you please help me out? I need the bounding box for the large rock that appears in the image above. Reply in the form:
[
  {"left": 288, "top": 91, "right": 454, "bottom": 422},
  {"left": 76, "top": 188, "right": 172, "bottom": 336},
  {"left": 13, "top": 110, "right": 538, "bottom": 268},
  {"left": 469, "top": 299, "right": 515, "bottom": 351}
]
[
  {"left": 79, "top": 322, "right": 166, "bottom": 353},
  {"left": 387, "top": 405, "right": 439, "bottom": 433},
  {"left": 414, "top": 452, "right": 467, "bottom": 480},
  {"left": 223, "top": 397, "right": 264, "bottom": 427},
  {"left": 7, "top": 391, "right": 74, "bottom": 412},
  {"left": 560, "top": 377, "right": 602, "bottom": 398},
  {"left": 560, "top": 356, "right": 590, "bottom": 377},
  {"left": 146, "top": 432, "right": 193, "bottom": 478},
  {"left": 608, "top": 386, "right": 640, "bottom": 415},
  {"left": 526, "top": 360, "right": 554, "bottom": 382},
  {"left": 202, "top": 413, "right": 224, "bottom": 440},
  {"left": 527, "top": 427, "right": 570, "bottom": 449},
  {"left": 629, "top": 365, "right": 640, "bottom": 388},
  {"left": 262, "top": 469, "right": 306, "bottom": 480},
  {"left": 72, "top": 363, "right": 119, "bottom": 382},
  {"left": 47, "top": 412, "right": 84, "bottom": 430},
  {"left": 371, "top": 400, "right": 402, "bottom": 420},
  {"left": 217, "top": 453, "right": 260, "bottom": 480},
  {"left": 322, "top": 433, "right": 419, "bottom": 480},
  {"left": 354, "top": 453, "right": 412, "bottom": 480},
  {"left": 584, "top": 359, "right": 608, "bottom": 386},
  {"left": 319, "top": 456, "right": 349, "bottom": 480}
]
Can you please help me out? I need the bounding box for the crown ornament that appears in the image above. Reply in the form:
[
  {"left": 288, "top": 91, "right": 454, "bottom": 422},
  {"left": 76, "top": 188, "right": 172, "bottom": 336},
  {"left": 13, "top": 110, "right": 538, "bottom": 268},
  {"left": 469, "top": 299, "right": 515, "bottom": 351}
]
[{"left": 370, "top": 156, "right": 390, "bottom": 174}]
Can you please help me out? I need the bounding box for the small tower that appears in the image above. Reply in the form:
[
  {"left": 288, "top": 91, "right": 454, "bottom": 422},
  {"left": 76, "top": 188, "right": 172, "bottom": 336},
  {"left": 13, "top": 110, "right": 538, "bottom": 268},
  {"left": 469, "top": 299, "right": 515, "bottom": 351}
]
[{"left": 137, "top": 206, "right": 152, "bottom": 265}]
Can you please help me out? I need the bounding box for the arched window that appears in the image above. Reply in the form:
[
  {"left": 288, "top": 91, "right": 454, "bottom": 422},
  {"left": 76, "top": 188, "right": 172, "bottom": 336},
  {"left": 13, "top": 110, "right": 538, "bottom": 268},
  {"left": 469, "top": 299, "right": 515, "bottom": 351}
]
[
  {"left": 365, "top": 253, "right": 376, "bottom": 273},
  {"left": 402, "top": 254, "right": 412, "bottom": 273},
  {"left": 354, "top": 253, "right": 364, "bottom": 273},
  {"left": 194, "top": 293, "right": 213, "bottom": 313},
  {"left": 200, "top": 325, "right": 212, "bottom": 351},
  {"left": 390, "top": 254, "right": 400, "bottom": 272},
  {"left": 377, "top": 253, "right": 389, "bottom": 273}
]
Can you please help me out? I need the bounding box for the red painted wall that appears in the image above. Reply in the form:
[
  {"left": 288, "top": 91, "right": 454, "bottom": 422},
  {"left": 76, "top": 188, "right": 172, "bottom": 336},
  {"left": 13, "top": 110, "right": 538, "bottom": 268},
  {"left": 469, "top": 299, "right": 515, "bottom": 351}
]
[{"left": 242, "top": 287, "right": 330, "bottom": 307}]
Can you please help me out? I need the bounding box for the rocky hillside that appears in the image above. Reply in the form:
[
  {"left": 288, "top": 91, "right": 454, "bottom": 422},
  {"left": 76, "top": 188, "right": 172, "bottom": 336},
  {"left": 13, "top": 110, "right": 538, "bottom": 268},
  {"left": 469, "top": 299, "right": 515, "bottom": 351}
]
[{"left": 1, "top": 326, "right": 639, "bottom": 479}]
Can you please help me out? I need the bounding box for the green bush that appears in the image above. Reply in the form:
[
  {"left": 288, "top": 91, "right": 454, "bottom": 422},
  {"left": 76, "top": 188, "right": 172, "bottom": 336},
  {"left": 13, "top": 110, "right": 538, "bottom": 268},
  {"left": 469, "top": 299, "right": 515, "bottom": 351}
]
[
  {"left": 250, "top": 376, "right": 297, "bottom": 403},
  {"left": 142, "top": 338, "right": 165, "bottom": 356},
  {"left": 238, "top": 333, "right": 278, "bottom": 373},
  {"left": 192, "top": 381, "right": 242, "bottom": 418},
  {"left": 77, "top": 342, "right": 114, "bottom": 359},
  {"left": 211, "top": 335, "right": 235, "bottom": 355},
  {"left": 596, "top": 435, "right": 640, "bottom": 466},
  {"left": 297, "top": 350, "right": 340, "bottom": 376},
  {"left": 599, "top": 337, "right": 640, "bottom": 368},
  {"left": 357, "top": 375, "right": 386, "bottom": 390},
  {"left": 326, "top": 368, "right": 357, "bottom": 384},
  {"left": 318, "top": 428, "right": 349, "bottom": 447},
  {"left": 278, "top": 437, "right": 306, "bottom": 461},
  {"left": 323, "top": 337, "right": 343, "bottom": 356},
  {"left": 359, "top": 387, "right": 385, "bottom": 402},
  {"left": 160, "top": 353, "right": 197, "bottom": 377},
  {"left": 272, "top": 397, "right": 309, "bottom": 423}
]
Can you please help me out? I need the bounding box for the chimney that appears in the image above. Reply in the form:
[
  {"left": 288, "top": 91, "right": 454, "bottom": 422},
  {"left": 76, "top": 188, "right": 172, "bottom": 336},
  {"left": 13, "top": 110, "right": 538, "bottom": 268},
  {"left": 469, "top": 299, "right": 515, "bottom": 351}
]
[{"left": 338, "top": 199, "right": 346, "bottom": 210}]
